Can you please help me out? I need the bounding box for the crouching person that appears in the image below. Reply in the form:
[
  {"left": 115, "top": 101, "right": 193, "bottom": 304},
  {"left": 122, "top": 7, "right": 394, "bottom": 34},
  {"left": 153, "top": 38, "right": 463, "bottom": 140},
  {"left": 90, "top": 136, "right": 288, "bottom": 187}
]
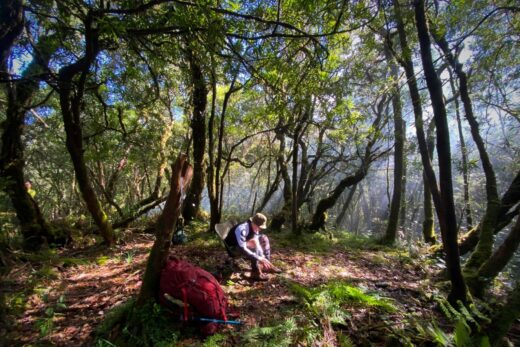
[{"left": 224, "top": 213, "right": 281, "bottom": 281}]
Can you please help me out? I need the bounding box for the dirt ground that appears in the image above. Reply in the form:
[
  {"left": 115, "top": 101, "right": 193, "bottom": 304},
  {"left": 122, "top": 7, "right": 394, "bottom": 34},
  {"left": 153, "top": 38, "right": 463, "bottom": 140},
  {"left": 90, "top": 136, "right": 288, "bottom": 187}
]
[{"left": 2, "top": 232, "right": 518, "bottom": 346}]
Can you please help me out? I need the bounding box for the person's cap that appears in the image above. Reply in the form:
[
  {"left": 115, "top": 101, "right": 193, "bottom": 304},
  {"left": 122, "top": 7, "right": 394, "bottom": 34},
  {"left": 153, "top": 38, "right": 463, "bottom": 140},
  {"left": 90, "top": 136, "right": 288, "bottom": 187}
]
[{"left": 251, "top": 213, "right": 267, "bottom": 229}]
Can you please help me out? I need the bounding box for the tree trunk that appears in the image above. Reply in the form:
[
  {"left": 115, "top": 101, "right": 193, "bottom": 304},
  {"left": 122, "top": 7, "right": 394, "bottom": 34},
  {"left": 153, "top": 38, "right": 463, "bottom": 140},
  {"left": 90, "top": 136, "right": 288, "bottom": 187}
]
[
  {"left": 459, "top": 170, "right": 520, "bottom": 256},
  {"left": 449, "top": 69, "right": 473, "bottom": 229},
  {"left": 398, "top": 137, "right": 408, "bottom": 232},
  {"left": 431, "top": 25, "right": 501, "bottom": 274},
  {"left": 136, "top": 155, "right": 193, "bottom": 306},
  {"left": 414, "top": 0, "right": 467, "bottom": 304},
  {"left": 335, "top": 184, "right": 357, "bottom": 229},
  {"left": 392, "top": 0, "right": 444, "bottom": 232},
  {"left": 207, "top": 59, "right": 218, "bottom": 232},
  {"left": 58, "top": 13, "right": 115, "bottom": 246},
  {"left": 477, "top": 212, "right": 520, "bottom": 287},
  {"left": 383, "top": 52, "right": 405, "bottom": 245},
  {"left": 422, "top": 121, "right": 437, "bottom": 244},
  {"left": 270, "top": 125, "right": 292, "bottom": 231},
  {"left": 0, "top": 1, "right": 53, "bottom": 250},
  {"left": 182, "top": 48, "right": 207, "bottom": 223}
]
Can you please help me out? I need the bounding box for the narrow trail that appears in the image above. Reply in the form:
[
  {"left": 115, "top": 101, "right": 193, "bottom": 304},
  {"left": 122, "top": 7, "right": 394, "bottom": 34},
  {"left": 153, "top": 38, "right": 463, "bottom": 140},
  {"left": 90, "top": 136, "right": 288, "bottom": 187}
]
[{"left": 4, "top": 232, "right": 435, "bottom": 346}]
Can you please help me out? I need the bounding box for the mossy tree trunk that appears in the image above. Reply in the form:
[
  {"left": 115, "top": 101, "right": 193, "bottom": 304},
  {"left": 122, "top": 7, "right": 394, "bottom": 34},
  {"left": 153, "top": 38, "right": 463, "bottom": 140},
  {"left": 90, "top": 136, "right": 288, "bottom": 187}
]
[
  {"left": 58, "top": 12, "right": 115, "bottom": 246},
  {"left": 430, "top": 22, "right": 501, "bottom": 276},
  {"left": 136, "top": 154, "right": 193, "bottom": 306},
  {"left": 459, "top": 170, "right": 519, "bottom": 256},
  {"left": 0, "top": 0, "right": 53, "bottom": 250},
  {"left": 182, "top": 48, "right": 207, "bottom": 224},
  {"left": 414, "top": 0, "right": 467, "bottom": 303}
]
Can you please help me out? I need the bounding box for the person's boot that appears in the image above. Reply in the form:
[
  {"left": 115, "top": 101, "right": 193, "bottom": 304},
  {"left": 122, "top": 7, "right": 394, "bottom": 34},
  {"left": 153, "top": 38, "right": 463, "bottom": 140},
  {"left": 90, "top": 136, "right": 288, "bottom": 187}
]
[{"left": 250, "top": 267, "right": 268, "bottom": 281}]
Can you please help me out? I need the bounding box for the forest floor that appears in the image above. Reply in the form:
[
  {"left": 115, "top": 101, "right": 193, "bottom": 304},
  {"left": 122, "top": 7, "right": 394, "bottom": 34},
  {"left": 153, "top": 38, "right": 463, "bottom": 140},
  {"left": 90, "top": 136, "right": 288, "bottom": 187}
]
[{"left": 2, "top": 222, "right": 518, "bottom": 346}]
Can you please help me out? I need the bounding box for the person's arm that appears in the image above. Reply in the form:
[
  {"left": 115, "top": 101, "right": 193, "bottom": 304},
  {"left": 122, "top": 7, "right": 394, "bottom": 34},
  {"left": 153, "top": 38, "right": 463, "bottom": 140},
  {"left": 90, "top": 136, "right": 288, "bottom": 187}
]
[{"left": 235, "top": 224, "right": 263, "bottom": 261}]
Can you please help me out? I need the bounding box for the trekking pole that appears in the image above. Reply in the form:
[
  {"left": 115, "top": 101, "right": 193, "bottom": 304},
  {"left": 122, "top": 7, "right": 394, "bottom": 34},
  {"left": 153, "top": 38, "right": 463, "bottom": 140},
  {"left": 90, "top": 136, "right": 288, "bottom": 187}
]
[
  {"left": 164, "top": 293, "right": 243, "bottom": 325},
  {"left": 193, "top": 317, "right": 243, "bottom": 325}
]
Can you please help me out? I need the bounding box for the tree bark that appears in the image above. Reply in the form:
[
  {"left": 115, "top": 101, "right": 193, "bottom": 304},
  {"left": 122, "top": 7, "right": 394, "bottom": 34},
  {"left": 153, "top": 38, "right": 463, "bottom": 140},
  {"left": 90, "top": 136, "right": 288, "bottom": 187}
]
[
  {"left": 414, "top": 0, "right": 467, "bottom": 303},
  {"left": 182, "top": 48, "right": 207, "bottom": 223},
  {"left": 136, "top": 154, "right": 193, "bottom": 306},
  {"left": 0, "top": 1, "right": 53, "bottom": 250},
  {"left": 383, "top": 52, "right": 405, "bottom": 245},
  {"left": 58, "top": 13, "right": 115, "bottom": 246}
]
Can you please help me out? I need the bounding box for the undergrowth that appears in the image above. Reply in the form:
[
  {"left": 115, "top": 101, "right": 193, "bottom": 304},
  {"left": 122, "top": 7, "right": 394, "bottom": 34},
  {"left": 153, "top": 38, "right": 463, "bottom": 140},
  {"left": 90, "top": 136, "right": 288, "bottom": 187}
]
[{"left": 96, "top": 299, "right": 181, "bottom": 346}]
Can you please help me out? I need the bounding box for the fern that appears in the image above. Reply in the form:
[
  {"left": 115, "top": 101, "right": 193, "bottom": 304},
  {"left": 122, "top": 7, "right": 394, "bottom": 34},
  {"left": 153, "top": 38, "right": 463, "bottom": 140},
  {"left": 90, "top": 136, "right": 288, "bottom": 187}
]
[
  {"left": 242, "top": 318, "right": 298, "bottom": 347},
  {"left": 457, "top": 300, "right": 479, "bottom": 332},
  {"left": 454, "top": 320, "right": 472, "bottom": 347},
  {"left": 426, "top": 322, "right": 450, "bottom": 346},
  {"left": 337, "top": 331, "right": 355, "bottom": 347}
]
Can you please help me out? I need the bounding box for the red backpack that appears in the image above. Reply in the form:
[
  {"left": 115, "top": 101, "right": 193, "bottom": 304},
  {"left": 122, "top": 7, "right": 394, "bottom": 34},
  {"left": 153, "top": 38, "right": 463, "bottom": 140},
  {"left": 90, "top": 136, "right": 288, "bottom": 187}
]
[{"left": 158, "top": 257, "right": 228, "bottom": 335}]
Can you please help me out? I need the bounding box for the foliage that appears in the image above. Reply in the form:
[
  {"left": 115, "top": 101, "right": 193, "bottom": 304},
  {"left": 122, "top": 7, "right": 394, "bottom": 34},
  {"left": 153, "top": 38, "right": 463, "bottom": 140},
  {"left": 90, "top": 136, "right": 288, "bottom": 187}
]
[
  {"left": 241, "top": 318, "right": 298, "bottom": 347},
  {"left": 96, "top": 300, "right": 180, "bottom": 347},
  {"left": 289, "top": 280, "right": 397, "bottom": 314},
  {"left": 410, "top": 296, "right": 492, "bottom": 346}
]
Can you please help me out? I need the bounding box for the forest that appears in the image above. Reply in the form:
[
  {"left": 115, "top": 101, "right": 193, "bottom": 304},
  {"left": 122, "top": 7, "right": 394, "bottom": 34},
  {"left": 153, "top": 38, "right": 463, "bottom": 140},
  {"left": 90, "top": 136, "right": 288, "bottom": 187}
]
[{"left": 1, "top": 0, "right": 519, "bottom": 346}]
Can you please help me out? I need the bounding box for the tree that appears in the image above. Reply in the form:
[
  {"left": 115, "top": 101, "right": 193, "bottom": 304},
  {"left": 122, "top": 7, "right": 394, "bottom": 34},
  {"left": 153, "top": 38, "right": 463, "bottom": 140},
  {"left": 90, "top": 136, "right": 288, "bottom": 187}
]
[
  {"left": 414, "top": 0, "right": 467, "bottom": 303},
  {"left": 0, "top": 0, "right": 56, "bottom": 250},
  {"left": 182, "top": 47, "right": 208, "bottom": 224},
  {"left": 57, "top": 11, "right": 115, "bottom": 246},
  {"left": 430, "top": 15, "right": 501, "bottom": 277},
  {"left": 382, "top": 49, "right": 405, "bottom": 245}
]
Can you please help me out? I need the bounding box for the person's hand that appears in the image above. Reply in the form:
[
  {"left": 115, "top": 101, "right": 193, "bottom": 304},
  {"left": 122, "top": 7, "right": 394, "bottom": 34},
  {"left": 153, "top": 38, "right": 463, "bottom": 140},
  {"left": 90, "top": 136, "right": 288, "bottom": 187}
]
[{"left": 260, "top": 259, "right": 274, "bottom": 270}]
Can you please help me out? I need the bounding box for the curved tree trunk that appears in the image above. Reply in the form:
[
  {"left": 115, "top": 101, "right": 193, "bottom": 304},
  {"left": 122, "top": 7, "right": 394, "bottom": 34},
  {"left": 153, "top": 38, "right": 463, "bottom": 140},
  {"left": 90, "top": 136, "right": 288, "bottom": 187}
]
[
  {"left": 414, "top": 0, "right": 467, "bottom": 303},
  {"left": 58, "top": 13, "right": 115, "bottom": 246},
  {"left": 182, "top": 48, "right": 207, "bottom": 223},
  {"left": 0, "top": 0, "right": 53, "bottom": 250},
  {"left": 136, "top": 155, "right": 193, "bottom": 306}
]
